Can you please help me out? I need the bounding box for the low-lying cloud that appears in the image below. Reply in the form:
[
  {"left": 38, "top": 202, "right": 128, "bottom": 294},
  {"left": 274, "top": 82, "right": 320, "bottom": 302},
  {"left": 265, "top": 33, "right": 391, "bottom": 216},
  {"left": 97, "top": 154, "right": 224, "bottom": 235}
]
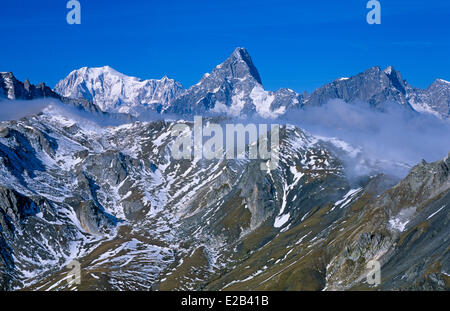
[
  {"left": 0, "top": 99, "right": 50, "bottom": 121},
  {"left": 282, "top": 99, "right": 450, "bottom": 177},
  {"left": 1, "top": 97, "right": 448, "bottom": 179}
]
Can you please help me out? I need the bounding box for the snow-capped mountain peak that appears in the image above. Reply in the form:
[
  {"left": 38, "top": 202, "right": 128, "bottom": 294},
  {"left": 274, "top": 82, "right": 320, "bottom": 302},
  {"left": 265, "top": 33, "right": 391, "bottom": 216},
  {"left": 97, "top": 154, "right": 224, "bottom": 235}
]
[
  {"left": 198, "top": 47, "right": 263, "bottom": 87},
  {"left": 165, "top": 47, "right": 300, "bottom": 117},
  {"left": 383, "top": 65, "right": 395, "bottom": 75},
  {"left": 436, "top": 78, "right": 450, "bottom": 85},
  {"left": 54, "top": 66, "right": 184, "bottom": 115}
]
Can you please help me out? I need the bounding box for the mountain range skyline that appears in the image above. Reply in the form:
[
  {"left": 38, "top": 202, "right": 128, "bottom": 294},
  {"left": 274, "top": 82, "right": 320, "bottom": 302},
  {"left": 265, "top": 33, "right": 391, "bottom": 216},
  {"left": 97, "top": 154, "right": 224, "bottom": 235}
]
[
  {"left": 5, "top": 51, "right": 450, "bottom": 97},
  {"left": 1, "top": 1, "right": 449, "bottom": 93},
  {"left": 3, "top": 47, "right": 448, "bottom": 122}
]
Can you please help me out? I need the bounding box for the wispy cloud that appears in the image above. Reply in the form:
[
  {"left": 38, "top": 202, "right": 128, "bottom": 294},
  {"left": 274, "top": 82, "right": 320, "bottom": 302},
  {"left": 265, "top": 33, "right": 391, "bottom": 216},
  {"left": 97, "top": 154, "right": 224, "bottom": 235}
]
[
  {"left": 0, "top": 99, "right": 50, "bottom": 121},
  {"left": 282, "top": 100, "right": 450, "bottom": 177}
]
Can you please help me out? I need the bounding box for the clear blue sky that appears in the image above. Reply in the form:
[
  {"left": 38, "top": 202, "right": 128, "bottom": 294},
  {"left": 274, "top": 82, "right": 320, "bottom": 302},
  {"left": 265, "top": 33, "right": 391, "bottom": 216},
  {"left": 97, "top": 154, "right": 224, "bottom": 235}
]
[{"left": 1, "top": 0, "right": 449, "bottom": 93}]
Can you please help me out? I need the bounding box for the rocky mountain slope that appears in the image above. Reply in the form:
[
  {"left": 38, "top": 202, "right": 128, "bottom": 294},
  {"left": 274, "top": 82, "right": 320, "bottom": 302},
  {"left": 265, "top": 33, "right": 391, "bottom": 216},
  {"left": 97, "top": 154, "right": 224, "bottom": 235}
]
[
  {"left": 0, "top": 48, "right": 449, "bottom": 291},
  {"left": 409, "top": 78, "right": 450, "bottom": 118},
  {"left": 0, "top": 106, "right": 447, "bottom": 291}
]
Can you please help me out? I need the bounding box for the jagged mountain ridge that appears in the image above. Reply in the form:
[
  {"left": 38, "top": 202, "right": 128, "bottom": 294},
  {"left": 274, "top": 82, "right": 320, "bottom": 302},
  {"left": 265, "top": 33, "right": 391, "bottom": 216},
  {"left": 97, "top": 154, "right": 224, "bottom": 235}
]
[
  {"left": 410, "top": 78, "right": 450, "bottom": 118},
  {"left": 0, "top": 72, "right": 57, "bottom": 101},
  {"left": 50, "top": 48, "right": 450, "bottom": 119},
  {"left": 305, "top": 65, "right": 450, "bottom": 118},
  {"left": 305, "top": 66, "right": 412, "bottom": 108},
  {"left": 0, "top": 71, "right": 100, "bottom": 114}
]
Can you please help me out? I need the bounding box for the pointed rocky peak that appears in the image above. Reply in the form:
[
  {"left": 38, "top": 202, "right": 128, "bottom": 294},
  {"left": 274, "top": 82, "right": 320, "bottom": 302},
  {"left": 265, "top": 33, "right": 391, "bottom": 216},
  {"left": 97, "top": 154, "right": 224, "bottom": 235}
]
[
  {"left": 360, "top": 65, "right": 406, "bottom": 88},
  {"left": 424, "top": 78, "right": 450, "bottom": 94},
  {"left": 0, "top": 72, "right": 20, "bottom": 100},
  {"left": 0, "top": 72, "right": 19, "bottom": 88},
  {"left": 0, "top": 72, "right": 14, "bottom": 79},
  {"left": 305, "top": 65, "right": 413, "bottom": 108},
  {"left": 158, "top": 75, "right": 182, "bottom": 87},
  {"left": 430, "top": 78, "right": 450, "bottom": 88},
  {"left": 383, "top": 65, "right": 395, "bottom": 75},
  {"left": 328, "top": 66, "right": 381, "bottom": 85},
  {"left": 412, "top": 78, "right": 450, "bottom": 119},
  {"left": 232, "top": 47, "right": 262, "bottom": 84},
  {"left": 0, "top": 73, "right": 59, "bottom": 101},
  {"left": 206, "top": 47, "right": 262, "bottom": 85},
  {"left": 231, "top": 47, "right": 255, "bottom": 66},
  {"left": 360, "top": 66, "right": 382, "bottom": 76},
  {"left": 383, "top": 65, "right": 401, "bottom": 80},
  {"left": 382, "top": 65, "right": 407, "bottom": 94},
  {"left": 356, "top": 65, "right": 404, "bottom": 83},
  {"left": 24, "top": 78, "right": 31, "bottom": 92},
  {"left": 168, "top": 48, "right": 281, "bottom": 116},
  {"left": 367, "top": 65, "right": 382, "bottom": 72}
]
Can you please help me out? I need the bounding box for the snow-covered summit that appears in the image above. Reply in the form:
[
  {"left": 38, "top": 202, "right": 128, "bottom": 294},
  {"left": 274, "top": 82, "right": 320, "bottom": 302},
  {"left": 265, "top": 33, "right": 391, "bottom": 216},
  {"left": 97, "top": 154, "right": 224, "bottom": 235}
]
[
  {"left": 436, "top": 78, "right": 450, "bottom": 85},
  {"left": 54, "top": 66, "right": 184, "bottom": 115}
]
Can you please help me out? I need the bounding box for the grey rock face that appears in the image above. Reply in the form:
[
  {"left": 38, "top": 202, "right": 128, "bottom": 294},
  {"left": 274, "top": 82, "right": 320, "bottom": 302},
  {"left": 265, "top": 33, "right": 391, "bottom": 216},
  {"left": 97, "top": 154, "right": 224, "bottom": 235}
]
[
  {"left": 325, "top": 153, "right": 449, "bottom": 290},
  {"left": 0, "top": 72, "right": 56, "bottom": 100},
  {"left": 409, "top": 79, "right": 450, "bottom": 118},
  {"left": 303, "top": 66, "right": 450, "bottom": 119},
  {"left": 304, "top": 66, "right": 411, "bottom": 109},
  {"left": 0, "top": 184, "right": 84, "bottom": 290},
  {"left": 0, "top": 187, "right": 40, "bottom": 232},
  {"left": 73, "top": 200, "right": 118, "bottom": 236}
]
